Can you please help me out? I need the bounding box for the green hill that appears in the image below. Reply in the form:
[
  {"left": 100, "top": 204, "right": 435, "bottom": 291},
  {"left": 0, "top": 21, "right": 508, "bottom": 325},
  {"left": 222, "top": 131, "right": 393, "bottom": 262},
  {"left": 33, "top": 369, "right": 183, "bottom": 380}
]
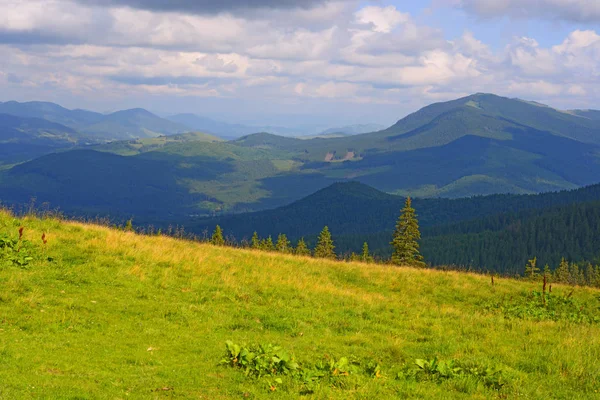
[{"left": 1, "top": 210, "right": 599, "bottom": 398}]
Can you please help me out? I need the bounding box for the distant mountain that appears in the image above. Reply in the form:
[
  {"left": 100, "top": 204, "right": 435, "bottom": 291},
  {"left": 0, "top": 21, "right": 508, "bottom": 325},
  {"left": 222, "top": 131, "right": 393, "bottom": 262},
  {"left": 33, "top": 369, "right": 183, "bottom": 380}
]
[
  {"left": 0, "top": 101, "right": 103, "bottom": 129},
  {"left": 319, "top": 123, "right": 385, "bottom": 136},
  {"left": 569, "top": 109, "right": 600, "bottom": 121},
  {"left": 80, "top": 108, "right": 188, "bottom": 139},
  {"left": 167, "top": 113, "right": 300, "bottom": 138},
  {"left": 0, "top": 101, "right": 188, "bottom": 140},
  {"left": 0, "top": 113, "right": 89, "bottom": 164}
]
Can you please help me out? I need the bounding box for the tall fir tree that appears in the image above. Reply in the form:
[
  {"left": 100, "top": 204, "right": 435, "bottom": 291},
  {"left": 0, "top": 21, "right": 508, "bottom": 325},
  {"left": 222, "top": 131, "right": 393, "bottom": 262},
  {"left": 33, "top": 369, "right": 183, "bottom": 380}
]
[
  {"left": 362, "top": 242, "right": 374, "bottom": 263},
  {"left": 251, "top": 232, "right": 260, "bottom": 249},
  {"left": 314, "top": 226, "right": 336, "bottom": 259},
  {"left": 276, "top": 233, "right": 291, "bottom": 253},
  {"left": 211, "top": 225, "right": 225, "bottom": 246},
  {"left": 295, "top": 238, "right": 311, "bottom": 256},
  {"left": 391, "top": 197, "right": 426, "bottom": 267}
]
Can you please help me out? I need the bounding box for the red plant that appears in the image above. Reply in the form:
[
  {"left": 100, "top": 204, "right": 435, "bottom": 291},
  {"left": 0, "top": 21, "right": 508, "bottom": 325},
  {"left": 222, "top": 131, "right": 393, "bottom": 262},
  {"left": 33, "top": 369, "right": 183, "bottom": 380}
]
[
  {"left": 18, "top": 227, "right": 24, "bottom": 240},
  {"left": 42, "top": 233, "right": 47, "bottom": 245}
]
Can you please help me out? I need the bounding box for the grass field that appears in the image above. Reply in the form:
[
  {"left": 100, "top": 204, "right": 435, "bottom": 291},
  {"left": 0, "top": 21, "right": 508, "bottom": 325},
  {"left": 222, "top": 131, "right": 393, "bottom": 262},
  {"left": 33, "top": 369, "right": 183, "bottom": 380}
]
[{"left": 1, "top": 211, "right": 600, "bottom": 399}]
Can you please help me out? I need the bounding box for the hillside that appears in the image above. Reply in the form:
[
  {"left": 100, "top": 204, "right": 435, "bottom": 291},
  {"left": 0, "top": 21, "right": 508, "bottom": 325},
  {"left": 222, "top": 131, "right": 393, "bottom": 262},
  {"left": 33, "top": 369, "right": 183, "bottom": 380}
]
[{"left": 1, "top": 211, "right": 600, "bottom": 398}]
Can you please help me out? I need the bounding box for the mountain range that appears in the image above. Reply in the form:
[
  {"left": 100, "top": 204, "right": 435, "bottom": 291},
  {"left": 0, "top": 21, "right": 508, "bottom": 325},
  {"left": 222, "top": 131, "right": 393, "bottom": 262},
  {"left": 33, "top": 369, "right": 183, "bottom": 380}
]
[{"left": 1, "top": 93, "right": 600, "bottom": 218}]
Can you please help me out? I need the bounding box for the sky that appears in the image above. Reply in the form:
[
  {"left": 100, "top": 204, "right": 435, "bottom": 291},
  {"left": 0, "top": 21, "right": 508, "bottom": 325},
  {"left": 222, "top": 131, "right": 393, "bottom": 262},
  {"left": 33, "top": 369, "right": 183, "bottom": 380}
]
[{"left": 0, "top": 0, "right": 599, "bottom": 128}]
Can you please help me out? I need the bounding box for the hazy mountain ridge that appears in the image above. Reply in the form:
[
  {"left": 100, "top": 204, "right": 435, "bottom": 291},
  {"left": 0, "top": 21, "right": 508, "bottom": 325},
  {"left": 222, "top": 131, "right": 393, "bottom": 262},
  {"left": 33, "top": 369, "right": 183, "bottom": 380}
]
[{"left": 0, "top": 101, "right": 188, "bottom": 140}]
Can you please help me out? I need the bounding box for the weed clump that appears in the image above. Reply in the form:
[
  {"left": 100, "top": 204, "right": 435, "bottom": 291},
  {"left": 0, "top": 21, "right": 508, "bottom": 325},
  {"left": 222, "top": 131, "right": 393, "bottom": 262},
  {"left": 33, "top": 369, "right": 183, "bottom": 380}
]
[
  {"left": 397, "top": 357, "right": 506, "bottom": 391},
  {"left": 483, "top": 290, "right": 600, "bottom": 324}
]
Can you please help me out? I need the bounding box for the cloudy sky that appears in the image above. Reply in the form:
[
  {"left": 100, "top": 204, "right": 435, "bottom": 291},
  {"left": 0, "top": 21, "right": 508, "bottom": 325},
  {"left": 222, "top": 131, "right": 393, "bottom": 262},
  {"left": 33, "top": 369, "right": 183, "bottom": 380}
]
[{"left": 0, "top": 0, "right": 598, "bottom": 127}]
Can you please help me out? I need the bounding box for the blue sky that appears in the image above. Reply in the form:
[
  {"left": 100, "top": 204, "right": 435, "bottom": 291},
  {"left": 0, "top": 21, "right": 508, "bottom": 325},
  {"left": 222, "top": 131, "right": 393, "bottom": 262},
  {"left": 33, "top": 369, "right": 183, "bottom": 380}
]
[{"left": 0, "top": 0, "right": 598, "bottom": 129}]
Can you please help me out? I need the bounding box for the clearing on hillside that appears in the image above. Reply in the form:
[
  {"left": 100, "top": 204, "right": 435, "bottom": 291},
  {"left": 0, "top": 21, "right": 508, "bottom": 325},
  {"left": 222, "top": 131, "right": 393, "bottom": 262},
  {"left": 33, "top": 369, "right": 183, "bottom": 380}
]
[{"left": 0, "top": 211, "right": 599, "bottom": 399}]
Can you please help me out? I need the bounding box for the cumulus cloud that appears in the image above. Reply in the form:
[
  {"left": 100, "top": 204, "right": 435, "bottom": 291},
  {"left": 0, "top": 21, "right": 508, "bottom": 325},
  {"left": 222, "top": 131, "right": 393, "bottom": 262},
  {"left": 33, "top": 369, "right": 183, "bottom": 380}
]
[
  {"left": 0, "top": 0, "right": 598, "bottom": 121},
  {"left": 73, "top": 0, "right": 344, "bottom": 14},
  {"left": 450, "top": 0, "right": 600, "bottom": 22}
]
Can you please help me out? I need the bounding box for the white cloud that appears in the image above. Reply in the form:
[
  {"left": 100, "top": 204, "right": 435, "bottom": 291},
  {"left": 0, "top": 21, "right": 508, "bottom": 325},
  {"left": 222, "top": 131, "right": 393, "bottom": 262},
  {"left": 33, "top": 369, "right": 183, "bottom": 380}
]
[
  {"left": 355, "top": 6, "right": 409, "bottom": 33},
  {"left": 0, "top": 1, "right": 598, "bottom": 120}
]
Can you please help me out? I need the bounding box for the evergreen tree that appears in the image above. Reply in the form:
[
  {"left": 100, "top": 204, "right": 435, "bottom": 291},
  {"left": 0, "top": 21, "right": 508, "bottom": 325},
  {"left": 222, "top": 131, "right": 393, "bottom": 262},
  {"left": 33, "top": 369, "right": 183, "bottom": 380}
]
[
  {"left": 124, "top": 219, "right": 134, "bottom": 232},
  {"left": 525, "top": 257, "right": 540, "bottom": 279},
  {"left": 584, "top": 263, "right": 597, "bottom": 287},
  {"left": 251, "top": 232, "right": 260, "bottom": 249},
  {"left": 543, "top": 264, "right": 552, "bottom": 282},
  {"left": 361, "top": 242, "right": 374, "bottom": 263},
  {"left": 554, "top": 258, "right": 570, "bottom": 283},
  {"left": 276, "top": 233, "right": 291, "bottom": 253},
  {"left": 314, "top": 226, "right": 336, "bottom": 259},
  {"left": 294, "top": 238, "right": 311, "bottom": 256},
  {"left": 391, "top": 197, "right": 426, "bottom": 267},
  {"left": 349, "top": 253, "right": 361, "bottom": 262},
  {"left": 262, "top": 236, "right": 275, "bottom": 251},
  {"left": 211, "top": 225, "right": 225, "bottom": 246}
]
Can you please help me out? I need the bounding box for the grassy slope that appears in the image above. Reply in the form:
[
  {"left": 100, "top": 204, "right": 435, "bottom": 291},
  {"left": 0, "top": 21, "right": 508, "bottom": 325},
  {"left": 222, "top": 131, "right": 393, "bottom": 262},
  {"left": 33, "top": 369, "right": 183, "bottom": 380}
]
[{"left": 1, "top": 212, "right": 600, "bottom": 399}]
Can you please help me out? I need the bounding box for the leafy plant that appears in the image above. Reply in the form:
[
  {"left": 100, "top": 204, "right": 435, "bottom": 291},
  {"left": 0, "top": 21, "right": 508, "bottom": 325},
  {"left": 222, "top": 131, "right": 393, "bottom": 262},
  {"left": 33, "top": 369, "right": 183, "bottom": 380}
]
[
  {"left": 220, "top": 341, "right": 299, "bottom": 378},
  {"left": 397, "top": 357, "right": 506, "bottom": 390},
  {"left": 0, "top": 228, "right": 35, "bottom": 268}
]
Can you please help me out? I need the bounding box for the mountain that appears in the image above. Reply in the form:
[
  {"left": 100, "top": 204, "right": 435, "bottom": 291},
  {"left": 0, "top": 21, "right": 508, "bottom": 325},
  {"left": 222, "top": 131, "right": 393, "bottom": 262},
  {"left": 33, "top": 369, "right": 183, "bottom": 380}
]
[
  {"left": 318, "top": 123, "right": 385, "bottom": 136},
  {"left": 0, "top": 100, "right": 104, "bottom": 129},
  {"left": 3, "top": 209, "right": 596, "bottom": 399},
  {"left": 0, "top": 101, "right": 189, "bottom": 140},
  {"left": 2, "top": 93, "right": 600, "bottom": 216},
  {"left": 570, "top": 109, "right": 600, "bottom": 121},
  {"left": 0, "top": 113, "right": 90, "bottom": 165},
  {"left": 80, "top": 108, "right": 188, "bottom": 139},
  {"left": 167, "top": 113, "right": 301, "bottom": 138}
]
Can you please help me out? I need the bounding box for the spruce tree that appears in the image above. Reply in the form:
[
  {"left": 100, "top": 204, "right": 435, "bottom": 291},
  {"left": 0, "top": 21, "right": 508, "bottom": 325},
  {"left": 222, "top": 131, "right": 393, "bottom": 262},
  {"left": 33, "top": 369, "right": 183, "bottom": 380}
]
[
  {"left": 251, "top": 232, "right": 260, "bottom": 249},
  {"left": 276, "top": 233, "right": 291, "bottom": 253},
  {"left": 391, "top": 197, "right": 425, "bottom": 267},
  {"left": 262, "top": 236, "right": 275, "bottom": 251},
  {"left": 211, "top": 225, "right": 225, "bottom": 246},
  {"left": 525, "top": 257, "right": 540, "bottom": 279},
  {"left": 555, "top": 258, "right": 570, "bottom": 283},
  {"left": 361, "top": 242, "right": 374, "bottom": 263},
  {"left": 314, "top": 226, "right": 336, "bottom": 259},
  {"left": 295, "top": 238, "right": 311, "bottom": 256}
]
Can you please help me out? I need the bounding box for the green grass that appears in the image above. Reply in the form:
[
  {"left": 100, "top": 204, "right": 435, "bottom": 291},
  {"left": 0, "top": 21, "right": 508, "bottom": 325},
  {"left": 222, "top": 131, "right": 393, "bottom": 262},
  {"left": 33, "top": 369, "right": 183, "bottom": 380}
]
[{"left": 1, "top": 211, "right": 600, "bottom": 399}]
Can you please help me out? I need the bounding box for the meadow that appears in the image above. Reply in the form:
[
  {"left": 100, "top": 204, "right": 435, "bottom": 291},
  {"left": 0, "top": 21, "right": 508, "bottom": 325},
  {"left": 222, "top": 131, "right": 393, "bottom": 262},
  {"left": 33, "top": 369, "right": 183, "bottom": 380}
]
[{"left": 1, "top": 210, "right": 599, "bottom": 399}]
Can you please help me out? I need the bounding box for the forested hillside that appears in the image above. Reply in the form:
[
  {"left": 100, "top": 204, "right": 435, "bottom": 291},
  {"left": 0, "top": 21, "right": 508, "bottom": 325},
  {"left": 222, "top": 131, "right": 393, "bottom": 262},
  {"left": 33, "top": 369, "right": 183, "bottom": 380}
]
[{"left": 191, "top": 182, "right": 600, "bottom": 274}]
